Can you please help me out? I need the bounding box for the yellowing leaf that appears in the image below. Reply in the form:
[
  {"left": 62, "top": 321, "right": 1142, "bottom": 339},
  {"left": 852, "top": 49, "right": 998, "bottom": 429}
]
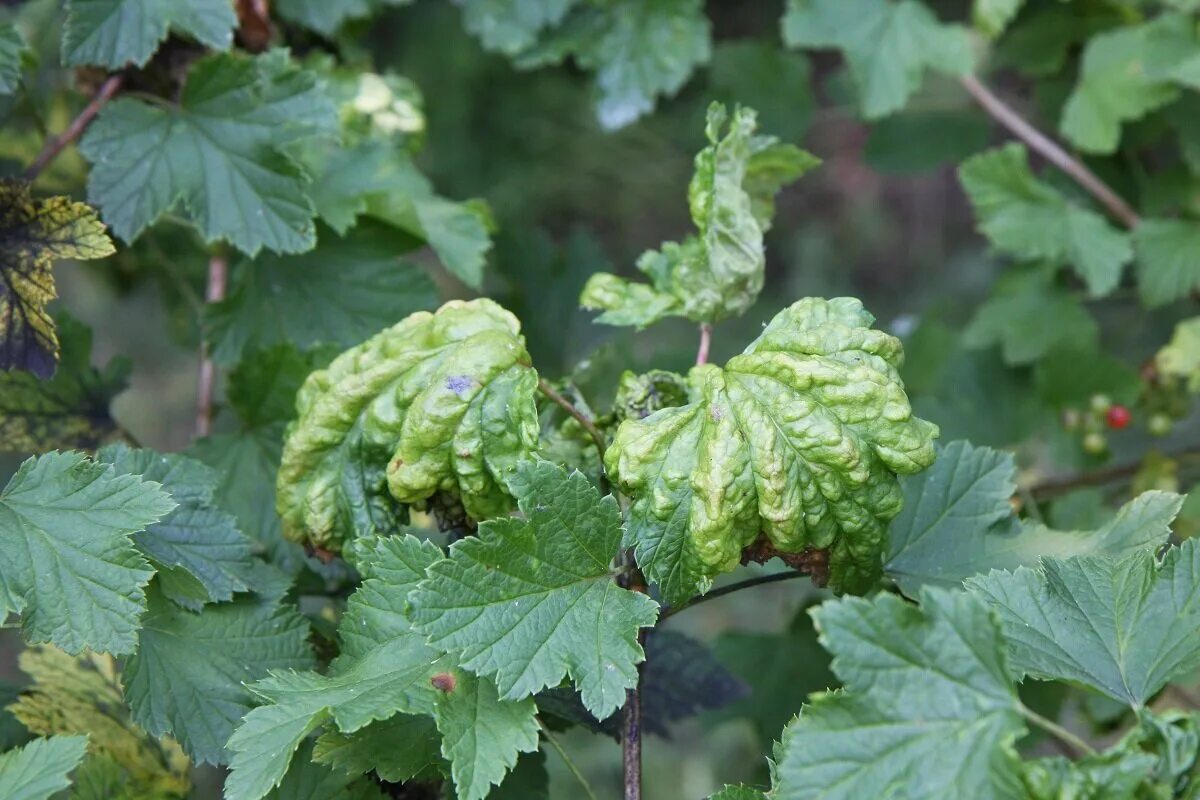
[{"left": 0, "top": 182, "right": 114, "bottom": 378}]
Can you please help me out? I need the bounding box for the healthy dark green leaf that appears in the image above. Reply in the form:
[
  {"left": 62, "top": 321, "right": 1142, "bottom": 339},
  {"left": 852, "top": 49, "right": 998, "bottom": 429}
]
[
  {"left": 963, "top": 268, "right": 1099, "bottom": 364},
  {"left": 81, "top": 50, "right": 336, "bottom": 255},
  {"left": 782, "top": 0, "right": 973, "bottom": 119},
  {"left": 0, "top": 24, "right": 27, "bottom": 94},
  {"left": 967, "top": 539, "right": 1200, "bottom": 707},
  {"left": 1134, "top": 218, "right": 1200, "bottom": 308},
  {"left": 0, "top": 735, "right": 88, "bottom": 800},
  {"left": 204, "top": 223, "right": 437, "bottom": 366},
  {"left": 62, "top": 0, "right": 236, "bottom": 68},
  {"left": 410, "top": 461, "right": 660, "bottom": 719},
  {"left": 0, "top": 451, "right": 173, "bottom": 655},
  {"left": 959, "top": 145, "right": 1131, "bottom": 297}
]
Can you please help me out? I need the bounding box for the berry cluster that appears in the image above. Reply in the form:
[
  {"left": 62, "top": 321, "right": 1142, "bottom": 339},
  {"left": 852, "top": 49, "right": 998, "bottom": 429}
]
[{"left": 1061, "top": 393, "right": 1174, "bottom": 456}]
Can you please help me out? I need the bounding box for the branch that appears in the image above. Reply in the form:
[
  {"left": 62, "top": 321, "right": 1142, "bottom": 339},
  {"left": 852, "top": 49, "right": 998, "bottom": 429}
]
[
  {"left": 959, "top": 74, "right": 1141, "bottom": 230},
  {"left": 696, "top": 323, "right": 712, "bottom": 366},
  {"left": 24, "top": 75, "right": 124, "bottom": 181},
  {"left": 621, "top": 642, "right": 644, "bottom": 800},
  {"left": 537, "top": 718, "right": 599, "bottom": 800},
  {"left": 659, "top": 570, "right": 811, "bottom": 621},
  {"left": 1023, "top": 442, "right": 1200, "bottom": 501},
  {"left": 537, "top": 378, "right": 608, "bottom": 458},
  {"left": 195, "top": 254, "right": 228, "bottom": 437},
  {"left": 1019, "top": 706, "right": 1096, "bottom": 759}
]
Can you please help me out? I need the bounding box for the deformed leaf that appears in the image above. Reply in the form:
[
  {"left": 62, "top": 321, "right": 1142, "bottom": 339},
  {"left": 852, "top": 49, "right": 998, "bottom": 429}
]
[
  {"left": 581, "top": 103, "right": 814, "bottom": 327},
  {"left": 605, "top": 297, "right": 937, "bottom": 604},
  {"left": 967, "top": 539, "right": 1200, "bottom": 707},
  {"left": 410, "top": 461, "right": 660, "bottom": 719},
  {"left": 0, "top": 315, "right": 129, "bottom": 452},
  {"left": 0, "top": 736, "right": 88, "bottom": 800},
  {"left": 0, "top": 452, "right": 173, "bottom": 655},
  {"left": 81, "top": 50, "right": 336, "bottom": 256},
  {"left": 958, "top": 144, "right": 1131, "bottom": 297},
  {"left": 782, "top": 0, "right": 973, "bottom": 119},
  {"left": 885, "top": 440, "right": 1182, "bottom": 593},
  {"left": 276, "top": 299, "right": 540, "bottom": 551},
  {"left": 62, "top": 0, "right": 236, "bottom": 68},
  {"left": 0, "top": 182, "right": 115, "bottom": 378}
]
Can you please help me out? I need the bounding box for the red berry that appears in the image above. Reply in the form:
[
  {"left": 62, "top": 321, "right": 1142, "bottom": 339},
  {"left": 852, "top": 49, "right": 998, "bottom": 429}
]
[{"left": 1105, "top": 405, "right": 1131, "bottom": 430}]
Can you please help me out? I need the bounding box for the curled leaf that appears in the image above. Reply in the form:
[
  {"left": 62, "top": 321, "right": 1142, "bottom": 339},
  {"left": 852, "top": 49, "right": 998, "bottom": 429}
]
[
  {"left": 276, "top": 299, "right": 540, "bottom": 550},
  {"left": 606, "top": 297, "right": 938, "bottom": 603}
]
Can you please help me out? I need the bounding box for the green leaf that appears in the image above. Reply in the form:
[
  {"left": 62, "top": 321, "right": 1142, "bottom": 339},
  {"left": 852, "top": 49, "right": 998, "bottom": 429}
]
[
  {"left": 967, "top": 539, "right": 1200, "bottom": 707},
  {"left": 885, "top": 441, "right": 1181, "bottom": 593},
  {"left": 963, "top": 268, "right": 1098, "bottom": 365},
  {"left": 458, "top": 0, "right": 579, "bottom": 55},
  {"left": 0, "top": 451, "right": 173, "bottom": 655},
  {"left": 606, "top": 297, "right": 938, "bottom": 604},
  {"left": 581, "top": 104, "right": 814, "bottom": 327},
  {"left": 774, "top": 589, "right": 1025, "bottom": 799},
  {"left": 709, "top": 787, "right": 766, "bottom": 800},
  {"left": 864, "top": 109, "right": 990, "bottom": 174},
  {"left": 0, "top": 24, "right": 28, "bottom": 95},
  {"left": 312, "top": 714, "right": 441, "bottom": 783},
  {"left": 1144, "top": 13, "right": 1200, "bottom": 90},
  {"left": 958, "top": 144, "right": 1132, "bottom": 296},
  {"left": 973, "top": 0, "right": 1024, "bottom": 38},
  {"left": 204, "top": 223, "right": 437, "bottom": 366},
  {"left": 1060, "top": 22, "right": 1180, "bottom": 154},
  {"left": 410, "top": 461, "right": 660, "bottom": 719},
  {"left": 81, "top": 50, "right": 336, "bottom": 256},
  {"left": 1157, "top": 316, "right": 1200, "bottom": 392},
  {"left": 263, "top": 741, "right": 386, "bottom": 800},
  {"left": 433, "top": 670, "right": 539, "bottom": 800},
  {"left": 713, "top": 607, "right": 834, "bottom": 745},
  {"left": 273, "top": 0, "right": 377, "bottom": 36},
  {"left": 0, "top": 315, "right": 129, "bottom": 453},
  {"left": 0, "top": 736, "right": 88, "bottom": 800},
  {"left": 782, "top": 0, "right": 973, "bottom": 119},
  {"left": 96, "top": 444, "right": 256, "bottom": 608},
  {"left": 276, "top": 299, "right": 540, "bottom": 551},
  {"left": 0, "top": 181, "right": 115, "bottom": 378},
  {"left": 1134, "top": 218, "right": 1200, "bottom": 307},
  {"left": 123, "top": 588, "right": 313, "bottom": 766},
  {"left": 62, "top": 0, "right": 236, "bottom": 68}
]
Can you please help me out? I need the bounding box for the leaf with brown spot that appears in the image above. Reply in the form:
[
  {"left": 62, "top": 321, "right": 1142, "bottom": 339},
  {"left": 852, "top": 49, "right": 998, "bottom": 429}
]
[{"left": 0, "top": 181, "right": 114, "bottom": 378}]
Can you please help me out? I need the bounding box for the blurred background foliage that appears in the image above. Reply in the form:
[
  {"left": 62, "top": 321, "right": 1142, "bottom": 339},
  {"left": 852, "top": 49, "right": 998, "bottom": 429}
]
[{"left": 2, "top": 0, "right": 1200, "bottom": 797}]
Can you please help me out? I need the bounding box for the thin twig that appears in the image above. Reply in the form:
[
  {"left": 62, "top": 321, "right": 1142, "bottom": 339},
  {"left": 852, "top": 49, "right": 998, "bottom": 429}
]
[
  {"left": 537, "top": 718, "right": 599, "bottom": 800},
  {"left": 696, "top": 323, "right": 712, "bottom": 366},
  {"left": 537, "top": 378, "right": 607, "bottom": 458},
  {"left": 24, "top": 75, "right": 124, "bottom": 181},
  {"left": 1024, "top": 442, "right": 1200, "bottom": 501},
  {"left": 195, "top": 254, "right": 228, "bottom": 437},
  {"left": 1020, "top": 705, "right": 1096, "bottom": 758},
  {"left": 959, "top": 74, "right": 1141, "bottom": 229},
  {"left": 622, "top": 628, "right": 646, "bottom": 800},
  {"left": 659, "top": 570, "right": 810, "bottom": 621}
]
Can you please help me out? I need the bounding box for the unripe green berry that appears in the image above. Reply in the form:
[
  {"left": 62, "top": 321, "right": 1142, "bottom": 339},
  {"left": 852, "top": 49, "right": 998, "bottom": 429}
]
[
  {"left": 1082, "top": 432, "right": 1108, "bottom": 455},
  {"left": 1061, "top": 408, "right": 1080, "bottom": 431},
  {"left": 1148, "top": 413, "right": 1173, "bottom": 437},
  {"left": 1090, "top": 394, "right": 1112, "bottom": 414}
]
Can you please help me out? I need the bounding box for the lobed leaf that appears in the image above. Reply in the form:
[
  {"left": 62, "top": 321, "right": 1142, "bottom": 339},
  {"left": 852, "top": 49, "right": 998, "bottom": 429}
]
[
  {"left": 0, "top": 24, "right": 27, "bottom": 95},
  {"left": 0, "top": 736, "right": 88, "bottom": 800},
  {"left": 62, "top": 0, "right": 236, "bottom": 68},
  {"left": 606, "top": 297, "right": 937, "bottom": 604},
  {"left": 276, "top": 299, "right": 540, "bottom": 551}
]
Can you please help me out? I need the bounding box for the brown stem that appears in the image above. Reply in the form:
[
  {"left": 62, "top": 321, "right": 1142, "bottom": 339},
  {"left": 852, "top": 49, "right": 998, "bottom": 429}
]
[
  {"left": 537, "top": 378, "right": 607, "bottom": 458},
  {"left": 696, "top": 323, "right": 712, "bottom": 366},
  {"left": 1024, "top": 443, "right": 1200, "bottom": 501},
  {"left": 24, "top": 75, "right": 124, "bottom": 181},
  {"left": 619, "top": 561, "right": 647, "bottom": 800},
  {"left": 195, "top": 254, "right": 228, "bottom": 437},
  {"left": 959, "top": 74, "right": 1141, "bottom": 230}
]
